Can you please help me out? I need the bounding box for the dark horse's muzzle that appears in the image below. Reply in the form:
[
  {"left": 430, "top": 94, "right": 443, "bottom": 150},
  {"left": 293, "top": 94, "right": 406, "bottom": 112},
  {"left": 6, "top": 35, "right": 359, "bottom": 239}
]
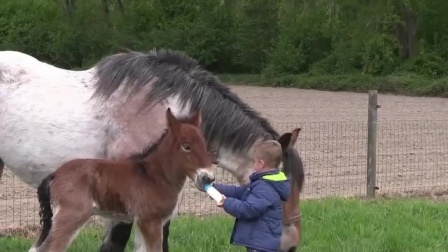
[{"left": 194, "top": 168, "right": 215, "bottom": 191}]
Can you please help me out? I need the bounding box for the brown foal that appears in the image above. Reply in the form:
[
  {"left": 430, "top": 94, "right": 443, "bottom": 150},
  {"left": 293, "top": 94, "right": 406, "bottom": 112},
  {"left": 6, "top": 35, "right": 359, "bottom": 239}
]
[{"left": 29, "top": 108, "right": 215, "bottom": 252}]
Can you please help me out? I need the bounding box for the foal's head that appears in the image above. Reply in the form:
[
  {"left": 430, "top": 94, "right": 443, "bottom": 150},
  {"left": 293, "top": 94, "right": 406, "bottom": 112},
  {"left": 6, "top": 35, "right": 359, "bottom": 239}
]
[{"left": 164, "top": 108, "right": 215, "bottom": 190}]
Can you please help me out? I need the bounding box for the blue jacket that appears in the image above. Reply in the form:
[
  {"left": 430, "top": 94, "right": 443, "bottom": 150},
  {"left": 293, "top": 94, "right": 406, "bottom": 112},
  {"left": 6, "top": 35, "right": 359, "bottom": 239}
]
[{"left": 213, "top": 169, "right": 290, "bottom": 252}]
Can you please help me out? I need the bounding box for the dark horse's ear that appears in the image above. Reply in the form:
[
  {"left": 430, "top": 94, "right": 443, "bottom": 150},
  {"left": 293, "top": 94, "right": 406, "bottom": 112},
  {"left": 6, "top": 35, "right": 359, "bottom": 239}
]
[
  {"left": 188, "top": 110, "right": 202, "bottom": 128},
  {"left": 166, "top": 108, "right": 180, "bottom": 132},
  {"left": 277, "top": 128, "right": 301, "bottom": 150}
]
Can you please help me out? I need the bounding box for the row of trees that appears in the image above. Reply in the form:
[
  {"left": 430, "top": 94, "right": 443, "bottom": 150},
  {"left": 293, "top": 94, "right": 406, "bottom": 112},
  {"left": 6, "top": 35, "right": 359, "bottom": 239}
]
[{"left": 1, "top": 0, "right": 448, "bottom": 80}]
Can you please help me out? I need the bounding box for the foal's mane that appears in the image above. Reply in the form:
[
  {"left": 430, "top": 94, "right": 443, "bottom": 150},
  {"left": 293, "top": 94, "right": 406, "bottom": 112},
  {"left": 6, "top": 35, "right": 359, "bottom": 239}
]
[
  {"left": 92, "top": 48, "right": 278, "bottom": 153},
  {"left": 130, "top": 129, "right": 168, "bottom": 161}
]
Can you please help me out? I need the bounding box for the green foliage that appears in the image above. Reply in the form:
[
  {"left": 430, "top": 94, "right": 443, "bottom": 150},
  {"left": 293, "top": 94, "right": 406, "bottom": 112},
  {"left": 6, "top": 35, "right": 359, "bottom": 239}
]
[
  {"left": 232, "top": 0, "right": 279, "bottom": 73},
  {"left": 402, "top": 52, "right": 448, "bottom": 78},
  {"left": 264, "top": 1, "right": 332, "bottom": 77},
  {"left": 0, "top": 0, "right": 447, "bottom": 96},
  {"left": 360, "top": 34, "right": 400, "bottom": 75}
]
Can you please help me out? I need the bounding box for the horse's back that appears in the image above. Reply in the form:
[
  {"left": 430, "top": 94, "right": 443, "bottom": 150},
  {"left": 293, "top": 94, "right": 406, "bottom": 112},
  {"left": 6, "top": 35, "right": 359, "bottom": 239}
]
[
  {"left": 0, "top": 51, "right": 37, "bottom": 84},
  {"left": 0, "top": 50, "right": 39, "bottom": 64},
  {"left": 0, "top": 50, "right": 88, "bottom": 85},
  {"left": 0, "top": 51, "right": 106, "bottom": 188}
]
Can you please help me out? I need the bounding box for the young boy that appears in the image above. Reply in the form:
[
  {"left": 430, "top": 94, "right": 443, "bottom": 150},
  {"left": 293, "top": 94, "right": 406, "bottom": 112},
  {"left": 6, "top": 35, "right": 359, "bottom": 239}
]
[{"left": 213, "top": 140, "right": 291, "bottom": 252}]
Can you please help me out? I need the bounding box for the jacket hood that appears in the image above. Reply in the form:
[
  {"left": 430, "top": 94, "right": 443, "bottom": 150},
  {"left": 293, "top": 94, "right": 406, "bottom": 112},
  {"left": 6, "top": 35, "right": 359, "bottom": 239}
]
[{"left": 250, "top": 169, "right": 290, "bottom": 201}]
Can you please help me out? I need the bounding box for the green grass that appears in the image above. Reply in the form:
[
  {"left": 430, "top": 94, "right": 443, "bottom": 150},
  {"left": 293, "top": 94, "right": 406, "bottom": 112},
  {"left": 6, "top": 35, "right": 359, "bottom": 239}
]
[
  {"left": 217, "top": 73, "right": 448, "bottom": 98},
  {"left": 2, "top": 198, "right": 448, "bottom": 252}
]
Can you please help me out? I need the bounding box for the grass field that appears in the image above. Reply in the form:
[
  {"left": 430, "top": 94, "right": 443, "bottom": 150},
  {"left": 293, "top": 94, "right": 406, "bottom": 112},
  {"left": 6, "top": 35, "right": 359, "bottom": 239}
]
[{"left": 1, "top": 198, "right": 447, "bottom": 252}]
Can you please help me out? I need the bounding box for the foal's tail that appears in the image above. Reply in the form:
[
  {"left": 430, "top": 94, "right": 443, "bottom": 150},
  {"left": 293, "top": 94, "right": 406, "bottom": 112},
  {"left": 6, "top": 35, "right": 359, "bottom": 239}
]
[{"left": 36, "top": 173, "right": 55, "bottom": 247}]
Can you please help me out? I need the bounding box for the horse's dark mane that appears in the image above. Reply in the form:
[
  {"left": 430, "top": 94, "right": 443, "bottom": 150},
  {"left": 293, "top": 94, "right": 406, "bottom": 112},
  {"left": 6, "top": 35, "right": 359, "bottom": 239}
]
[
  {"left": 130, "top": 129, "right": 168, "bottom": 161},
  {"left": 283, "top": 148, "right": 305, "bottom": 191},
  {"left": 93, "top": 48, "right": 278, "bottom": 153}
]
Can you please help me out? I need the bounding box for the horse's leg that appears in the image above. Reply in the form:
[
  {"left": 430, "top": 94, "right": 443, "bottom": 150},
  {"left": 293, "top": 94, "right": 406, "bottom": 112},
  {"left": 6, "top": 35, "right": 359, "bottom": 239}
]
[
  {"left": 0, "top": 158, "right": 4, "bottom": 180},
  {"left": 99, "top": 219, "right": 133, "bottom": 252},
  {"left": 162, "top": 220, "right": 170, "bottom": 252},
  {"left": 37, "top": 208, "right": 90, "bottom": 252},
  {"left": 137, "top": 218, "right": 163, "bottom": 252}
]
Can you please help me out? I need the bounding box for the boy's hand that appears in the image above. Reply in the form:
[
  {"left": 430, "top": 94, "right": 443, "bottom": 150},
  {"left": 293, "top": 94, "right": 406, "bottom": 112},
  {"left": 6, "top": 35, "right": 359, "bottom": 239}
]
[{"left": 217, "top": 195, "right": 226, "bottom": 207}]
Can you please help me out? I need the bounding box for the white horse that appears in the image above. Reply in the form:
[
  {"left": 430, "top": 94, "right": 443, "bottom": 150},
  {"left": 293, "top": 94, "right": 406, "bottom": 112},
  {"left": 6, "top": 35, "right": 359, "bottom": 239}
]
[{"left": 0, "top": 48, "right": 304, "bottom": 252}]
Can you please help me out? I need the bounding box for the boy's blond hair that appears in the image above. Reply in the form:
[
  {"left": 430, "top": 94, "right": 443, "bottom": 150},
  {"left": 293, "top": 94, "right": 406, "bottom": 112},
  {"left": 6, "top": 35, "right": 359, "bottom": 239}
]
[{"left": 253, "top": 140, "right": 283, "bottom": 168}]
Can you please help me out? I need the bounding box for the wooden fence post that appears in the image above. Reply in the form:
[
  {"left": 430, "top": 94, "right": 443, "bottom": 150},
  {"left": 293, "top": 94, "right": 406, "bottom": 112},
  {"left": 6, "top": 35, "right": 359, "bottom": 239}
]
[{"left": 367, "top": 90, "right": 379, "bottom": 198}]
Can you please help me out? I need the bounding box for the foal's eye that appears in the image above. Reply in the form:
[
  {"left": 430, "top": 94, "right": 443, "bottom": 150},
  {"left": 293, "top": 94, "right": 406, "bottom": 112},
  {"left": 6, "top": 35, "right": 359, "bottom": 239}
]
[{"left": 181, "top": 143, "right": 191, "bottom": 152}]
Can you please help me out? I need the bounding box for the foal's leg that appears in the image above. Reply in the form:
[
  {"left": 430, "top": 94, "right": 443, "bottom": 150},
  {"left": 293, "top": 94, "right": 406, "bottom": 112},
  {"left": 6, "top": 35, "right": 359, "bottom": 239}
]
[
  {"left": 137, "top": 219, "right": 163, "bottom": 252},
  {"left": 99, "top": 220, "right": 133, "bottom": 252},
  {"left": 37, "top": 208, "right": 90, "bottom": 252},
  {"left": 133, "top": 220, "right": 145, "bottom": 252}
]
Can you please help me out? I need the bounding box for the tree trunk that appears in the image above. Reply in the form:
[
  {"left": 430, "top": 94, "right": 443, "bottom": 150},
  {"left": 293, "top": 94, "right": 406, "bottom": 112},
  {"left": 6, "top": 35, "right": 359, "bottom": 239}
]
[
  {"left": 404, "top": 3, "right": 418, "bottom": 58},
  {"left": 395, "top": 3, "right": 418, "bottom": 59},
  {"left": 116, "top": 0, "right": 125, "bottom": 14},
  {"left": 102, "top": 0, "right": 110, "bottom": 15},
  {"left": 64, "top": 0, "right": 76, "bottom": 15}
]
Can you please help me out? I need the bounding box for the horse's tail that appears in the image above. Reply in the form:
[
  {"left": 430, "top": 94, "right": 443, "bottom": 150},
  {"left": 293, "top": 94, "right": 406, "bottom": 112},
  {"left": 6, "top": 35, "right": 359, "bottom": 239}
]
[{"left": 36, "top": 173, "right": 55, "bottom": 247}]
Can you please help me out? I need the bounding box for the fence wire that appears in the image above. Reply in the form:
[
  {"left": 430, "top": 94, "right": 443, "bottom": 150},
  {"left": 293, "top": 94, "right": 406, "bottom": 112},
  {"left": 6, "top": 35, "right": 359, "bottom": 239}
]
[{"left": 0, "top": 120, "right": 447, "bottom": 232}]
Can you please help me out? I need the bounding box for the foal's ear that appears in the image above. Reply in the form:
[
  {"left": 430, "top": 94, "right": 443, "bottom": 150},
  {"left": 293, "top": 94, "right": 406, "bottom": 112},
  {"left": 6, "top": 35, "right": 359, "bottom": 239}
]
[
  {"left": 189, "top": 110, "right": 202, "bottom": 128},
  {"left": 278, "top": 128, "right": 301, "bottom": 150},
  {"left": 289, "top": 128, "right": 301, "bottom": 146},
  {"left": 166, "top": 108, "right": 180, "bottom": 131}
]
